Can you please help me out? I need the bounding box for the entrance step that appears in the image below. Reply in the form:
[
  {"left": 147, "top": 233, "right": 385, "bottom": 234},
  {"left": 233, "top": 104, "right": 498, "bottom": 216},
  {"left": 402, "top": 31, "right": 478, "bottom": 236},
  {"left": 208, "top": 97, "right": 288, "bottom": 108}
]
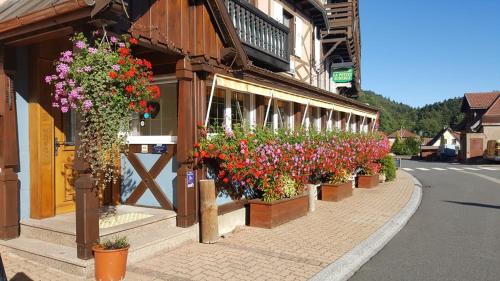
[
  {"left": 1, "top": 206, "right": 199, "bottom": 278},
  {"left": 20, "top": 205, "right": 177, "bottom": 248}
]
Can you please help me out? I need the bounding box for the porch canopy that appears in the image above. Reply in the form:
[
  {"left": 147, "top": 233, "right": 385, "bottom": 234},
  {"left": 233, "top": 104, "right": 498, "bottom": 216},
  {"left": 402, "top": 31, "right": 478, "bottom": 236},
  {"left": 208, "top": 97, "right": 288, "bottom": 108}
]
[{"left": 207, "top": 74, "right": 377, "bottom": 127}]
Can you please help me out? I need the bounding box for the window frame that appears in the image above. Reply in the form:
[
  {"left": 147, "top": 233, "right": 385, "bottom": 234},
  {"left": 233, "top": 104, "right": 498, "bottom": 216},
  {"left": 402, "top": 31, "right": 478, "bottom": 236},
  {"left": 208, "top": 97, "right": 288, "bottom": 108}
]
[{"left": 127, "top": 75, "right": 178, "bottom": 145}]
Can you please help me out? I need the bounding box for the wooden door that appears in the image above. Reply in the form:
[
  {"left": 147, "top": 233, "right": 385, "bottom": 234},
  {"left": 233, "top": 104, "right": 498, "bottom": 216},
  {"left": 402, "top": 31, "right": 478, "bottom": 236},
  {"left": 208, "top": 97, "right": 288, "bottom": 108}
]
[
  {"left": 54, "top": 111, "right": 76, "bottom": 214},
  {"left": 470, "top": 138, "right": 484, "bottom": 158}
]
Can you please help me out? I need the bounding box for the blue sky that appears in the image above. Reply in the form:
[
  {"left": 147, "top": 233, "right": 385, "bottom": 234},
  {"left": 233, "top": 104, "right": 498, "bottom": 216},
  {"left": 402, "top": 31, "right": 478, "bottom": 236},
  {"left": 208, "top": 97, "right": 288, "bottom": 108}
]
[{"left": 360, "top": 0, "right": 500, "bottom": 107}]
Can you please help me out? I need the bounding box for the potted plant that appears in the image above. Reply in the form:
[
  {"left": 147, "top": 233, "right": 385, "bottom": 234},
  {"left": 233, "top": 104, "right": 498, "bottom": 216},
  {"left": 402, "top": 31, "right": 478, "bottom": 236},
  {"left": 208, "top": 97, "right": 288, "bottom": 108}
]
[
  {"left": 248, "top": 174, "right": 309, "bottom": 228},
  {"left": 379, "top": 155, "right": 397, "bottom": 182},
  {"left": 93, "top": 236, "right": 130, "bottom": 281},
  {"left": 357, "top": 162, "right": 381, "bottom": 188},
  {"left": 320, "top": 169, "right": 353, "bottom": 202}
]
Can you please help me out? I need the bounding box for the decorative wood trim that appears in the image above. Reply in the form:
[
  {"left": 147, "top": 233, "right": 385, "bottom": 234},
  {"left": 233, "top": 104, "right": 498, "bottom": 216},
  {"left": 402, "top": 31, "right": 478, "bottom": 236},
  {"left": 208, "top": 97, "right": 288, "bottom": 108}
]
[{"left": 125, "top": 151, "right": 174, "bottom": 210}]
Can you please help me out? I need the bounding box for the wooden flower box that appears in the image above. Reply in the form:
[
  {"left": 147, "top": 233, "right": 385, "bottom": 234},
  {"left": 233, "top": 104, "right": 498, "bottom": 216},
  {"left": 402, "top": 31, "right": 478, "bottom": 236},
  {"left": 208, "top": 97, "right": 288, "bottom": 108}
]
[
  {"left": 319, "top": 181, "right": 353, "bottom": 202},
  {"left": 248, "top": 194, "right": 309, "bottom": 228},
  {"left": 357, "top": 174, "right": 379, "bottom": 188}
]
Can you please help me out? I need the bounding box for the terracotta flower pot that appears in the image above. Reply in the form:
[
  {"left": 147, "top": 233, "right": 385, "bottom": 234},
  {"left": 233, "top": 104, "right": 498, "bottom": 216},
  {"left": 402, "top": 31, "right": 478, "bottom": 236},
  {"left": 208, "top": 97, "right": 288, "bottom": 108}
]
[
  {"left": 249, "top": 194, "right": 309, "bottom": 228},
  {"left": 93, "top": 245, "right": 129, "bottom": 281},
  {"left": 319, "top": 181, "right": 353, "bottom": 202},
  {"left": 357, "top": 174, "right": 379, "bottom": 188}
]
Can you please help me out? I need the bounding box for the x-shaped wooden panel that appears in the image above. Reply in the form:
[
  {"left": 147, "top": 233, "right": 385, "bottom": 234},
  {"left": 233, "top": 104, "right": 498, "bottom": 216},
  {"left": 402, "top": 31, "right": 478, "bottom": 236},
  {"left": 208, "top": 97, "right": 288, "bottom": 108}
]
[{"left": 125, "top": 147, "right": 175, "bottom": 210}]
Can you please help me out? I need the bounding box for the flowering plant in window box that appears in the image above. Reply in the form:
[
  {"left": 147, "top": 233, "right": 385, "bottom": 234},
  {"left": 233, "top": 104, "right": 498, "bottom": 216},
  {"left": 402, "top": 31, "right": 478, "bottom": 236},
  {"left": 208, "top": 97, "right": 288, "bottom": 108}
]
[
  {"left": 194, "top": 125, "right": 390, "bottom": 226},
  {"left": 354, "top": 134, "right": 390, "bottom": 188},
  {"left": 45, "top": 32, "right": 160, "bottom": 185}
]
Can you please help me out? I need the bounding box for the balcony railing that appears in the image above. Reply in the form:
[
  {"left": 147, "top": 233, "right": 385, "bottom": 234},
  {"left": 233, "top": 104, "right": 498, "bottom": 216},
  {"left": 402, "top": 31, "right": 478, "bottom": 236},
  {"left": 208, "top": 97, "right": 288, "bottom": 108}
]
[{"left": 225, "top": 0, "right": 290, "bottom": 71}]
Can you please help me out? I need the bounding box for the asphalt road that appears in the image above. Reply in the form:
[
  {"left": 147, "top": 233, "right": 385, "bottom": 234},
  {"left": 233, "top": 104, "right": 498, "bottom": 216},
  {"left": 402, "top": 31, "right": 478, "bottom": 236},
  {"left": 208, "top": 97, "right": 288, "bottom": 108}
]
[{"left": 350, "top": 160, "right": 500, "bottom": 281}]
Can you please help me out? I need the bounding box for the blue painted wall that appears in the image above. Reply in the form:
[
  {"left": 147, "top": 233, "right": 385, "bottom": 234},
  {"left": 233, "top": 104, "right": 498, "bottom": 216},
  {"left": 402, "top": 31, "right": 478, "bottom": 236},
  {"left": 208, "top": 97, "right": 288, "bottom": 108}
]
[{"left": 15, "top": 47, "right": 31, "bottom": 219}]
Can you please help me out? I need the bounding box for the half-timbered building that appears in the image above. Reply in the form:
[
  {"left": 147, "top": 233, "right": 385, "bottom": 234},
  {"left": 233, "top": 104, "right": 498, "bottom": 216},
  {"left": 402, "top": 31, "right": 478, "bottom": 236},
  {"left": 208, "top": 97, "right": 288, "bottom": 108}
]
[{"left": 0, "top": 0, "right": 376, "bottom": 275}]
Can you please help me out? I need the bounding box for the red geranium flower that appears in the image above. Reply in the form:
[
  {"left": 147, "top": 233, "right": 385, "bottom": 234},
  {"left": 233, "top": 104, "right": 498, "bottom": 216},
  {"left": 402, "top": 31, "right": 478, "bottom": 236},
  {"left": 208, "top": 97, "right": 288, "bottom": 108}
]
[
  {"left": 139, "top": 100, "right": 147, "bottom": 108},
  {"left": 118, "top": 47, "right": 130, "bottom": 57},
  {"left": 108, "top": 71, "right": 117, "bottom": 79},
  {"left": 129, "top": 37, "right": 138, "bottom": 45},
  {"left": 125, "top": 85, "right": 134, "bottom": 93}
]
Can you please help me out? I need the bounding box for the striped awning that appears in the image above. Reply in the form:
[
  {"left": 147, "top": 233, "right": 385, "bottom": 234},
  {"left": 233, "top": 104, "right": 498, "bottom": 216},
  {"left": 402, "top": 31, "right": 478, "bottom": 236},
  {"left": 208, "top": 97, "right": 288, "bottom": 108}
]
[{"left": 214, "top": 74, "right": 377, "bottom": 119}]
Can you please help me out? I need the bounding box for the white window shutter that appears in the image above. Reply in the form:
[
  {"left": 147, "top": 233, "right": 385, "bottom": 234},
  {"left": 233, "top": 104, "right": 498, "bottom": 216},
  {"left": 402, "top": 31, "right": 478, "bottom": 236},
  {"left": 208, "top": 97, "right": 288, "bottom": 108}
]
[
  {"left": 314, "top": 27, "right": 321, "bottom": 68},
  {"left": 295, "top": 17, "right": 303, "bottom": 57},
  {"left": 289, "top": 60, "right": 295, "bottom": 74},
  {"left": 272, "top": 1, "right": 283, "bottom": 24}
]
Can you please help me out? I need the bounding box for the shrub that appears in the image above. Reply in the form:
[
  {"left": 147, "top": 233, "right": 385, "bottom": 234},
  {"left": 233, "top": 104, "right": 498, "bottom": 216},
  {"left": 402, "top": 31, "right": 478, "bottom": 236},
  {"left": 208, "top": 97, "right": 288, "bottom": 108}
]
[
  {"left": 403, "top": 137, "right": 421, "bottom": 155},
  {"left": 379, "top": 155, "right": 397, "bottom": 181}
]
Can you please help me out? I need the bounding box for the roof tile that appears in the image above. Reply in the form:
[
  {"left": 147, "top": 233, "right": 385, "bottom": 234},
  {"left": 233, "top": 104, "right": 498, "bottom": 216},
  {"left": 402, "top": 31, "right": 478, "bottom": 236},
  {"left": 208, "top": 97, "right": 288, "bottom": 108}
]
[{"left": 464, "top": 92, "right": 500, "bottom": 109}]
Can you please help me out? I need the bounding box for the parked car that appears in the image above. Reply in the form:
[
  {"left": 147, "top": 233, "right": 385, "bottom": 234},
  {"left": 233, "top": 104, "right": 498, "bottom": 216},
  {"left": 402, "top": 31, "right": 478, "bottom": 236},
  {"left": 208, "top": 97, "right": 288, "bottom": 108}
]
[
  {"left": 438, "top": 144, "right": 458, "bottom": 160},
  {"left": 484, "top": 139, "right": 500, "bottom": 162}
]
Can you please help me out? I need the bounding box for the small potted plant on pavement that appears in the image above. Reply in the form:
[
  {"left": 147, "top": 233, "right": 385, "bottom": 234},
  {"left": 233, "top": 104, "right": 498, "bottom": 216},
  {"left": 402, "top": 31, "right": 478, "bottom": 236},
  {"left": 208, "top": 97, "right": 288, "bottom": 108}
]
[
  {"left": 320, "top": 169, "right": 353, "bottom": 202},
  {"left": 93, "top": 236, "right": 130, "bottom": 281},
  {"left": 379, "top": 155, "right": 397, "bottom": 182}
]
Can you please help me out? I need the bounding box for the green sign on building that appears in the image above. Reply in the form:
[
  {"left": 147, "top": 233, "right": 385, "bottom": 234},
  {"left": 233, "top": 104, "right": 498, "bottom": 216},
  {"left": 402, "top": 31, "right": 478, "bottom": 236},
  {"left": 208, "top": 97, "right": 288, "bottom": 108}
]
[{"left": 331, "top": 67, "right": 354, "bottom": 83}]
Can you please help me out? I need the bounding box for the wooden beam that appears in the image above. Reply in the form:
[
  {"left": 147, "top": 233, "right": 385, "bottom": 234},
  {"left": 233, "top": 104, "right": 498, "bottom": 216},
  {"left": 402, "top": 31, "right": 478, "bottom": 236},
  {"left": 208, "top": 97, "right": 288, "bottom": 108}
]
[
  {"left": 175, "top": 59, "right": 198, "bottom": 227},
  {"left": 5, "top": 26, "right": 74, "bottom": 47},
  {"left": 0, "top": 46, "right": 19, "bottom": 240},
  {"left": 74, "top": 113, "right": 99, "bottom": 260}
]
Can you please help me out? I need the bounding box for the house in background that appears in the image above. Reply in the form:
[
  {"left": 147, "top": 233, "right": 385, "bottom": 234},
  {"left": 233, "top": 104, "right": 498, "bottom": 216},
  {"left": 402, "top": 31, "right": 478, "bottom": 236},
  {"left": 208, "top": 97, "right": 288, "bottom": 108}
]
[
  {"left": 424, "top": 127, "right": 461, "bottom": 148},
  {"left": 420, "top": 127, "right": 461, "bottom": 160},
  {"left": 387, "top": 128, "right": 419, "bottom": 145},
  {"left": 460, "top": 92, "right": 500, "bottom": 161}
]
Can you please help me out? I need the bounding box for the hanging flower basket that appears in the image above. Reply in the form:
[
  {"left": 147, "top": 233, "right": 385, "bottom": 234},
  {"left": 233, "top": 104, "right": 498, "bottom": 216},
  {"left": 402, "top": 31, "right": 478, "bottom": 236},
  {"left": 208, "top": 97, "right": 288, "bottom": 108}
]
[{"left": 45, "top": 32, "right": 160, "bottom": 186}]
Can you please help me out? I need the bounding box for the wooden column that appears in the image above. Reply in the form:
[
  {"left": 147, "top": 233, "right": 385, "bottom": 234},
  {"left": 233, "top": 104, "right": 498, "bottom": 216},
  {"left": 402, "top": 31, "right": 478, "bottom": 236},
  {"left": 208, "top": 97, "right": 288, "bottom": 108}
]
[
  {"left": 176, "top": 59, "right": 198, "bottom": 227},
  {"left": 341, "top": 112, "right": 347, "bottom": 131},
  {"left": 294, "top": 103, "right": 303, "bottom": 130},
  {"left": 0, "top": 46, "right": 20, "bottom": 240},
  {"left": 74, "top": 115, "right": 99, "bottom": 259}
]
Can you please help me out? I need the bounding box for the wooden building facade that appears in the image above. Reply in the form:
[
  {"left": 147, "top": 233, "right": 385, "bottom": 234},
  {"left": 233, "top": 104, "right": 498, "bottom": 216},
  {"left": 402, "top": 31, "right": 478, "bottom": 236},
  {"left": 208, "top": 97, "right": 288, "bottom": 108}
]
[{"left": 0, "top": 0, "right": 376, "bottom": 260}]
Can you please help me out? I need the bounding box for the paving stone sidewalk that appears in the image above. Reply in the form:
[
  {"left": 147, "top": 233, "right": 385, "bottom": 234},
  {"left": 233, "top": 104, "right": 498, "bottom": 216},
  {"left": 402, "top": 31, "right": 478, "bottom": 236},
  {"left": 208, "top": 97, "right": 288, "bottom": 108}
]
[{"left": 1, "top": 171, "right": 414, "bottom": 281}]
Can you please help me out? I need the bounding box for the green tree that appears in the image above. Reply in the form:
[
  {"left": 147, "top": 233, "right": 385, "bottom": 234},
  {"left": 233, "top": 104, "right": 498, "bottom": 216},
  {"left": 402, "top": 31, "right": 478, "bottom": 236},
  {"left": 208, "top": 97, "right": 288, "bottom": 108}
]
[
  {"left": 391, "top": 136, "right": 405, "bottom": 155},
  {"left": 403, "top": 137, "right": 421, "bottom": 155}
]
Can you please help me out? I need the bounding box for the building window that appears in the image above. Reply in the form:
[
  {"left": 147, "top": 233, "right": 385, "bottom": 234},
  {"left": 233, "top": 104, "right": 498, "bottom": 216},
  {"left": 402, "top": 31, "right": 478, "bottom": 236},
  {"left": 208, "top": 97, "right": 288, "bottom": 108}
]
[
  {"left": 206, "top": 88, "right": 226, "bottom": 128},
  {"left": 130, "top": 81, "right": 178, "bottom": 138},
  {"left": 231, "top": 92, "right": 251, "bottom": 127},
  {"left": 283, "top": 10, "right": 294, "bottom": 57},
  {"left": 276, "top": 100, "right": 291, "bottom": 130},
  {"left": 264, "top": 97, "right": 274, "bottom": 129}
]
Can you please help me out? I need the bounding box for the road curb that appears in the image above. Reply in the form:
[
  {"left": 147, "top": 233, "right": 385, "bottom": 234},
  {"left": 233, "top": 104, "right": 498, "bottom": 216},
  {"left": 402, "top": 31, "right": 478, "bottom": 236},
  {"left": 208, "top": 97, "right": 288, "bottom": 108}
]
[{"left": 310, "top": 172, "right": 423, "bottom": 281}]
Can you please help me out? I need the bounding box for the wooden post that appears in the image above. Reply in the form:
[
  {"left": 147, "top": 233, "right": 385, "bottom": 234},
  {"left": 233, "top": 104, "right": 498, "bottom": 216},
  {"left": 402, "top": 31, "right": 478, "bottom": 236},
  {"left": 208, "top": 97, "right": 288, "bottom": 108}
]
[
  {"left": 199, "top": 180, "right": 219, "bottom": 243},
  {"left": 0, "top": 46, "right": 19, "bottom": 240},
  {"left": 175, "top": 59, "right": 198, "bottom": 227},
  {"left": 74, "top": 114, "right": 99, "bottom": 260}
]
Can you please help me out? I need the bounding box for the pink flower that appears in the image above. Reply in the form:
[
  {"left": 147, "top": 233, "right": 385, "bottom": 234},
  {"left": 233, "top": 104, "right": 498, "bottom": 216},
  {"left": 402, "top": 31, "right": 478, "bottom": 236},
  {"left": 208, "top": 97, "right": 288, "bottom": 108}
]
[{"left": 83, "top": 100, "right": 93, "bottom": 110}]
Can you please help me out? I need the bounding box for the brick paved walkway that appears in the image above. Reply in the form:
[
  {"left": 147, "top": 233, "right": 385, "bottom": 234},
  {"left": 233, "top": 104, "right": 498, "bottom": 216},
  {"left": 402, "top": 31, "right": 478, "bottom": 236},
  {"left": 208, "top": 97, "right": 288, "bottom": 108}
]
[{"left": 1, "top": 171, "right": 414, "bottom": 281}]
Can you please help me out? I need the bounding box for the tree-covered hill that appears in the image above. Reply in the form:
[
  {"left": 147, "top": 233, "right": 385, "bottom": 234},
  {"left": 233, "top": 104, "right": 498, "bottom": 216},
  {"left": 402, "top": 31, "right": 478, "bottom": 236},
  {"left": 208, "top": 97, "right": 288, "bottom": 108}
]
[{"left": 357, "top": 90, "right": 464, "bottom": 137}]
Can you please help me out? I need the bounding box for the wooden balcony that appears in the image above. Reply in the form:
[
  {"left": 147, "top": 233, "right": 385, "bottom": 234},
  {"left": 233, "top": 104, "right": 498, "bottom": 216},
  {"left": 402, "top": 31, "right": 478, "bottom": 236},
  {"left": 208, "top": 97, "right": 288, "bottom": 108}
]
[{"left": 225, "top": 0, "right": 290, "bottom": 72}]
